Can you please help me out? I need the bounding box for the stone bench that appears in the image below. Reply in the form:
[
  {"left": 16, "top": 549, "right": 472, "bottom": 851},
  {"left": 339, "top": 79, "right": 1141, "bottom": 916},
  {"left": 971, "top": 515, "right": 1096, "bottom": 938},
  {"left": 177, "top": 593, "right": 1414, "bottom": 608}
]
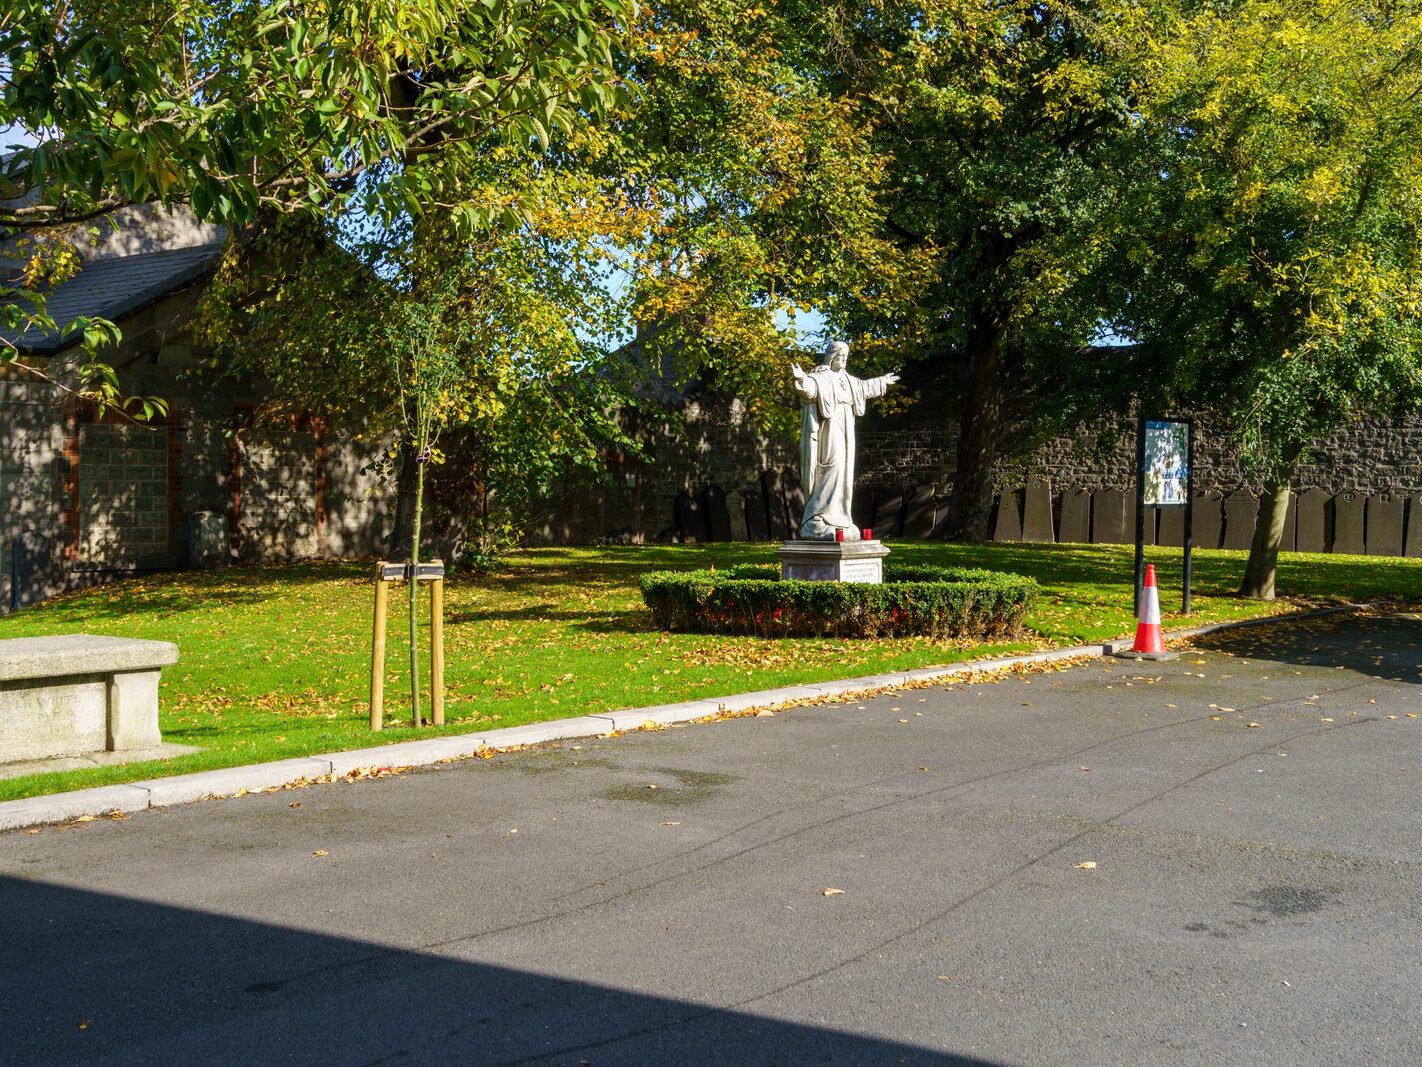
[{"left": 0, "top": 635, "right": 180, "bottom": 766}]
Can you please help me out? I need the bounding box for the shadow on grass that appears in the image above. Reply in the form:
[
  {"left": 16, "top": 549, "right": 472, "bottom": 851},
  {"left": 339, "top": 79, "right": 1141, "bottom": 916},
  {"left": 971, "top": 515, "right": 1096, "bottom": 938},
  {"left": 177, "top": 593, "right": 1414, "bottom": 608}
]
[
  {"left": 2, "top": 560, "right": 372, "bottom": 626},
  {"left": 1192, "top": 610, "right": 1422, "bottom": 688},
  {"left": 1, "top": 877, "right": 992, "bottom": 1065}
]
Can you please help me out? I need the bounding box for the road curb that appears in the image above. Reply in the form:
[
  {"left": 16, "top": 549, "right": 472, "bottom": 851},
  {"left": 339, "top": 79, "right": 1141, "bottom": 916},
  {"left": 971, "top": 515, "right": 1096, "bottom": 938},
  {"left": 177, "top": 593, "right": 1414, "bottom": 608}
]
[{"left": 0, "top": 602, "right": 1368, "bottom": 833}]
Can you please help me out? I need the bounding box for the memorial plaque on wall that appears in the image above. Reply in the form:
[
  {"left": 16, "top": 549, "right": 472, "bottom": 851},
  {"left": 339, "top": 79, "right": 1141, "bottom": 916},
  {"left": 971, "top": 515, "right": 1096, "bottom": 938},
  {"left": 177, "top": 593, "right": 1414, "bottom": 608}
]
[
  {"left": 1090, "top": 488, "right": 1127, "bottom": 544},
  {"left": 760, "top": 470, "right": 790, "bottom": 539},
  {"left": 1141, "top": 506, "right": 1158, "bottom": 546},
  {"left": 726, "top": 490, "right": 749, "bottom": 541},
  {"left": 1294, "top": 488, "right": 1327, "bottom": 553},
  {"left": 852, "top": 485, "right": 877, "bottom": 533},
  {"left": 1222, "top": 490, "right": 1257, "bottom": 550},
  {"left": 1191, "top": 492, "right": 1224, "bottom": 549},
  {"left": 1406, "top": 495, "right": 1422, "bottom": 557},
  {"left": 993, "top": 489, "right": 1023, "bottom": 542},
  {"left": 873, "top": 487, "right": 905, "bottom": 538},
  {"left": 1058, "top": 489, "right": 1090, "bottom": 544},
  {"left": 1021, "top": 481, "right": 1055, "bottom": 543},
  {"left": 701, "top": 485, "right": 732, "bottom": 542},
  {"left": 1332, "top": 491, "right": 1364, "bottom": 555},
  {"left": 782, "top": 468, "right": 806, "bottom": 530},
  {"left": 903, "top": 485, "right": 935, "bottom": 538},
  {"left": 1157, "top": 506, "right": 1184, "bottom": 547},
  {"left": 674, "top": 490, "right": 707, "bottom": 543},
  {"left": 1365, "top": 493, "right": 1404, "bottom": 556},
  {"left": 744, "top": 487, "right": 768, "bottom": 541}
]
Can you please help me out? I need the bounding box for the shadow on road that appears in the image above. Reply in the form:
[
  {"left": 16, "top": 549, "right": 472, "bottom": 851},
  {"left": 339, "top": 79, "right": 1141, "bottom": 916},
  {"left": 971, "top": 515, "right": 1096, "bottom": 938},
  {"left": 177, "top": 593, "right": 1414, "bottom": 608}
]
[
  {"left": 0, "top": 876, "right": 993, "bottom": 1065},
  {"left": 1191, "top": 610, "right": 1422, "bottom": 687}
]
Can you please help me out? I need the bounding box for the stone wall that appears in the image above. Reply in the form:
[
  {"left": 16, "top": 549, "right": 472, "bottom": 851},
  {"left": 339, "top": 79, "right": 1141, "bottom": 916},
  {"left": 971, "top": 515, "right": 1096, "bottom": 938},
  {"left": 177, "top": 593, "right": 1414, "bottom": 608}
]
[
  {"left": 603, "top": 400, "right": 1422, "bottom": 551},
  {"left": 0, "top": 290, "right": 392, "bottom": 613},
  {"left": 529, "top": 393, "right": 797, "bottom": 545}
]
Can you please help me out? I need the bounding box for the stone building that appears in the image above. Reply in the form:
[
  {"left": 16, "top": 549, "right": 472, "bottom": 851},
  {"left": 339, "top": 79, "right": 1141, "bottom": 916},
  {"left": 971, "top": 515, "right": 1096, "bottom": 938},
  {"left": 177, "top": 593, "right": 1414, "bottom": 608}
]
[{"left": 1, "top": 206, "right": 389, "bottom": 612}]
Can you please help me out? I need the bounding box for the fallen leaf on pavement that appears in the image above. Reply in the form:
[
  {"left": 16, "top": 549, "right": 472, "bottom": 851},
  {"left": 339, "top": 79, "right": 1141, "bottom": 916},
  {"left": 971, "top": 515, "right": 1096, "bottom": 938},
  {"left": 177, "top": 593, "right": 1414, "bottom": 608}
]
[
  {"left": 823, "top": 887, "right": 845, "bottom": 896},
  {"left": 312, "top": 850, "right": 328, "bottom": 857},
  {"left": 1075, "top": 861, "right": 1097, "bottom": 870},
  {"left": 663, "top": 821, "right": 680, "bottom": 827},
  {"left": 1247, "top": 722, "right": 1262, "bottom": 728}
]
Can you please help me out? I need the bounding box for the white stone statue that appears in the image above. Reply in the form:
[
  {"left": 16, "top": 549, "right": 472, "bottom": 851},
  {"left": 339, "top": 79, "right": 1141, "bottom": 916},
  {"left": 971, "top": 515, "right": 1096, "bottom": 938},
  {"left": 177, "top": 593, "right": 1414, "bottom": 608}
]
[{"left": 791, "top": 341, "right": 900, "bottom": 541}]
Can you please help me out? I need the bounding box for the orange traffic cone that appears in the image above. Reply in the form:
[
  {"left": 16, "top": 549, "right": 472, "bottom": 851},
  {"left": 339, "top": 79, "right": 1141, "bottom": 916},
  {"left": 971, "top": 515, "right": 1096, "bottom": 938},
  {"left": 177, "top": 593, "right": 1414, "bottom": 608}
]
[{"left": 1131, "top": 564, "right": 1165, "bottom": 654}]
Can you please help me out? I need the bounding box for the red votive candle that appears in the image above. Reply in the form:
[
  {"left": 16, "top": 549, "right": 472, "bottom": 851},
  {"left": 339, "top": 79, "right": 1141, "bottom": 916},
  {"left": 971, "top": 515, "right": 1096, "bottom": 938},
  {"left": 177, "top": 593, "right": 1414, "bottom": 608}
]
[
  {"left": 835, "top": 528, "right": 845, "bottom": 542},
  {"left": 863, "top": 528, "right": 873, "bottom": 540}
]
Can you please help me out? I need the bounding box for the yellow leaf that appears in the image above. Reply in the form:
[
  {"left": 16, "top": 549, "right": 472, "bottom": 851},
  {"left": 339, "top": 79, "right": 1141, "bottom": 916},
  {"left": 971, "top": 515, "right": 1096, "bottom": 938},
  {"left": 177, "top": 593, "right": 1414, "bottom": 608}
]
[
  {"left": 312, "top": 849, "right": 328, "bottom": 857},
  {"left": 1075, "top": 860, "right": 1097, "bottom": 870},
  {"left": 823, "top": 887, "right": 845, "bottom": 896},
  {"left": 1247, "top": 722, "right": 1262, "bottom": 728}
]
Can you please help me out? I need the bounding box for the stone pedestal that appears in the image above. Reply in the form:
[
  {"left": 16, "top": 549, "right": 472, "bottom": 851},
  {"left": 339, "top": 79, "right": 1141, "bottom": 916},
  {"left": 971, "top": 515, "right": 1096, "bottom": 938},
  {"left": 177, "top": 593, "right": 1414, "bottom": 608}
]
[{"left": 776, "top": 540, "right": 890, "bottom": 584}]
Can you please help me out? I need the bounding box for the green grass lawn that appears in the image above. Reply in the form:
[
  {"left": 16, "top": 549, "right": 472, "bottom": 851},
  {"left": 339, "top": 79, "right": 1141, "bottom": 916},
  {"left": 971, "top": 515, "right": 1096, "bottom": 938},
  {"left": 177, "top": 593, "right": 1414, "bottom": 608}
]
[{"left": 3, "top": 540, "right": 1419, "bottom": 801}]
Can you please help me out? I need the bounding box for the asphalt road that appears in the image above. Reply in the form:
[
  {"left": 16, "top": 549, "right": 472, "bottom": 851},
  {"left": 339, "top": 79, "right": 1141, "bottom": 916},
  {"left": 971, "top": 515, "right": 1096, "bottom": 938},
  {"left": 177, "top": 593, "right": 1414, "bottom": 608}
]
[{"left": 3, "top": 611, "right": 1421, "bottom": 1066}]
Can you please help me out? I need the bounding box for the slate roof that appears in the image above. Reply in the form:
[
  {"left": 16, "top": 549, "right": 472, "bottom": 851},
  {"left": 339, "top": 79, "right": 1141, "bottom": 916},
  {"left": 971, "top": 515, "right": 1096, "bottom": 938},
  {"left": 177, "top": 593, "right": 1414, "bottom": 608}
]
[{"left": 0, "top": 242, "right": 224, "bottom": 353}]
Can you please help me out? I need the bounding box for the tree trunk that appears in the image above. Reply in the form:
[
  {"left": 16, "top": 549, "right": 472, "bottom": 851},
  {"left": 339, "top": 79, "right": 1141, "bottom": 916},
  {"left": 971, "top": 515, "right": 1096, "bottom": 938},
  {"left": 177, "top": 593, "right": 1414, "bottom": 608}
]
[
  {"left": 387, "top": 441, "right": 419, "bottom": 559},
  {"left": 408, "top": 455, "right": 424, "bottom": 726},
  {"left": 1238, "top": 474, "right": 1294, "bottom": 600},
  {"left": 941, "top": 325, "right": 1005, "bottom": 542}
]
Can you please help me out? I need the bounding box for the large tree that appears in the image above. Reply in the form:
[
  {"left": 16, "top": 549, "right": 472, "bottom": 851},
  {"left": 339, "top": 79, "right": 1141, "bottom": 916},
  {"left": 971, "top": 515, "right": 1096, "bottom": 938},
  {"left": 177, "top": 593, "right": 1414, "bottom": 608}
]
[
  {"left": 824, "top": 0, "right": 1153, "bottom": 541},
  {"left": 1117, "top": 0, "right": 1422, "bottom": 598}
]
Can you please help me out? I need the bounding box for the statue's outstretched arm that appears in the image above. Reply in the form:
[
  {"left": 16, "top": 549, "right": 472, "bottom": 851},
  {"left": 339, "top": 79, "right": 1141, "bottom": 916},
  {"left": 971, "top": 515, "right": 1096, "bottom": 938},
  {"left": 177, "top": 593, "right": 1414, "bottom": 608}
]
[{"left": 791, "top": 363, "right": 818, "bottom": 400}]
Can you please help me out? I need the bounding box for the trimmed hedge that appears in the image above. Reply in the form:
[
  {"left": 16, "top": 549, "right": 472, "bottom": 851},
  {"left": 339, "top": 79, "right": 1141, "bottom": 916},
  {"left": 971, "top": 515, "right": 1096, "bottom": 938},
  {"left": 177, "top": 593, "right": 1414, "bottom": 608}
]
[{"left": 639, "top": 562, "right": 1038, "bottom": 639}]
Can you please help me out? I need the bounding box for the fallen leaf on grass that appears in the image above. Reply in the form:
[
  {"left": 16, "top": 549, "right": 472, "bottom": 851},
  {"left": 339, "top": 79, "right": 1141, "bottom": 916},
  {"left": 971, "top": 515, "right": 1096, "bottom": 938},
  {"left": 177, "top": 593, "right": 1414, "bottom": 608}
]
[
  {"left": 823, "top": 887, "right": 845, "bottom": 896},
  {"left": 1075, "top": 861, "right": 1097, "bottom": 870}
]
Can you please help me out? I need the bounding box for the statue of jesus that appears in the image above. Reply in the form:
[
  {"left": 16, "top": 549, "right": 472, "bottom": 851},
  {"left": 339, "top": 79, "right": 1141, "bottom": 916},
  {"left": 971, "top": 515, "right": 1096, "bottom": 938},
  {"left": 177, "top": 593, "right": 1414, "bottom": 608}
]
[{"left": 790, "top": 341, "right": 900, "bottom": 541}]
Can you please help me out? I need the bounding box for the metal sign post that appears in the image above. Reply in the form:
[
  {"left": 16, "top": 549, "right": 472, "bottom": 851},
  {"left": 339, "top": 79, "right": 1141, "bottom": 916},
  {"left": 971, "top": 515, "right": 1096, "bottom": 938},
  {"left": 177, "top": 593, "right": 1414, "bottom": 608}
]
[
  {"left": 1136, "top": 418, "right": 1194, "bottom": 617},
  {"left": 369, "top": 560, "right": 446, "bottom": 730}
]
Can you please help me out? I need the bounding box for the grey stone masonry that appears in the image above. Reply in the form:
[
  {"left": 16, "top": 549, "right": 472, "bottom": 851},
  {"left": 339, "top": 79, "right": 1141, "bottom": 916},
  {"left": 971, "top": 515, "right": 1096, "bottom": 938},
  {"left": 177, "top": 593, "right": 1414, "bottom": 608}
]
[{"left": 0, "top": 635, "right": 178, "bottom": 764}]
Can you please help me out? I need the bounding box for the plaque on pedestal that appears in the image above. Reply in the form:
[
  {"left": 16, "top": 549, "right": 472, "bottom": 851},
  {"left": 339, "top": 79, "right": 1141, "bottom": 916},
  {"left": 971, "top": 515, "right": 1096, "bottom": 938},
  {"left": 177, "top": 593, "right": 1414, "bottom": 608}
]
[{"left": 776, "top": 540, "right": 891, "bottom": 584}]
